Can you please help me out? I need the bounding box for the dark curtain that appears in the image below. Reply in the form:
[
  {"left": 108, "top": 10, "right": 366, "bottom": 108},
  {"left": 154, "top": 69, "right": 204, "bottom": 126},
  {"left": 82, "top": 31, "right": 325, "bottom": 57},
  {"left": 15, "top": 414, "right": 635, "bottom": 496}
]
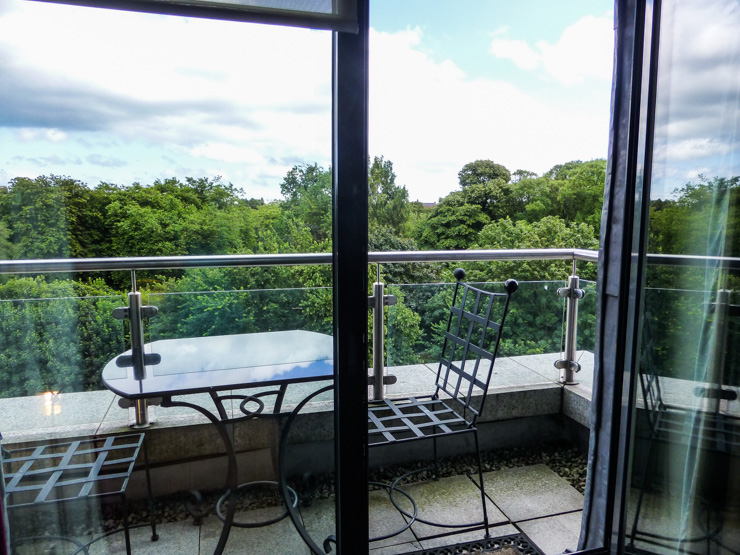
[{"left": 579, "top": 0, "right": 650, "bottom": 549}]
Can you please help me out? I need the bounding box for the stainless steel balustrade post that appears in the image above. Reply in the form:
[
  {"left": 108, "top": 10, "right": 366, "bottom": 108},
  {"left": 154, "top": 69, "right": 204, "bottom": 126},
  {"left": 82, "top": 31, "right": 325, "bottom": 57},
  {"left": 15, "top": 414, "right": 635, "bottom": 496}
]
[
  {"left": 372, "top": 280, "right": 385, "bottom": 401},
  {"left": 130, "top": 271, "right": 149, "bottom": 427},
  {"left": 555, "top": 272, "right": 585, "bottom": 385},
  {"left": 111, "top": 271, "right": 160, "bottom": 427},
  {"left": 368, "top": 266, "right": 397, "bottom": 401}
]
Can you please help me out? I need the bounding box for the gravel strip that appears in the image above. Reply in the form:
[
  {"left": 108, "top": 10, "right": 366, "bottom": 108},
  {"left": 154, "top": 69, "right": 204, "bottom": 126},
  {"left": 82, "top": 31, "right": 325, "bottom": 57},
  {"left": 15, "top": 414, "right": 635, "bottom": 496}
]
[{"left": 9, "top": 443, "right": 587, "bottom": 538}]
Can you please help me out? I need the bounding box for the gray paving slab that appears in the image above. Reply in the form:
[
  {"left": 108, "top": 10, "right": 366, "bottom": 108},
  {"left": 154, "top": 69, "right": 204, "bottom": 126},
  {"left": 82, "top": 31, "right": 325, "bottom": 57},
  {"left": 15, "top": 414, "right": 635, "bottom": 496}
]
[
  {"left": 518, "top": 511, "right": 583, "bottom": 555},
  {"left": 435, "top": 358, "right": 554, "bottom": 391},
  {"left": 199, "top": 506, "right": 310, "bottom": 554},
  {"left": 87, "top": 520, "right": 199, "bottom": 555},
  {"left": 478, "top": 464, "right": 583, "bottom": 522},
  {"left": 396, "top": 475, "right": 508, "bottom": 540},
  {"left": 563, "top": 385, "right": 592, "bottom": 426},
  {"left": 301, "top": 491, "right": 418, "bottom": 551},
  {"left": 296, "top": 497, "right": 337, "bottom": 552},
  {"left": 506, "top": 354, "right": 560, "bottom": 383},
  {"left": 624, "top": 486, "right": 740, "bottom": 554}
]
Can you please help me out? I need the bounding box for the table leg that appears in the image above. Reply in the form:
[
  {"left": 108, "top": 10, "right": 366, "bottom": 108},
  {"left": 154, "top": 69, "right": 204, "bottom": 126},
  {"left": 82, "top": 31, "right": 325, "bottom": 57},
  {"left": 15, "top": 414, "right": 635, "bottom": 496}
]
[
  {"left": 160, "top": 398, "right": 237, "bottom": 555},
  {"left": 278, "top": 384, "right": 334, "bottom": 555}
]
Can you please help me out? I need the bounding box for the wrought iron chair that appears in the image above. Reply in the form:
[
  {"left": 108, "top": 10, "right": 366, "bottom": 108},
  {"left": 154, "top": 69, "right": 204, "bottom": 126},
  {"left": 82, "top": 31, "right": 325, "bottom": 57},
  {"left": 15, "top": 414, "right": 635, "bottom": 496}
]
[
  {"left": 367, "top": 269, "right": 518, "bottom": 541},
  {"left": 628, "top": 306, "right": 739, "bottom": 553},
  {"left": 2, "top": 433, "right": 158, "bottom": 554}
]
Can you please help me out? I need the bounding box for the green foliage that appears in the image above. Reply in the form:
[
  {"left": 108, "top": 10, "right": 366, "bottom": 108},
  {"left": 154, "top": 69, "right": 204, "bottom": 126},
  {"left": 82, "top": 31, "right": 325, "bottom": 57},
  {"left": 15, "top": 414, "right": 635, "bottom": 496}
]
[
  {"left": 506, "top": 159, "right": 606, "bottom": 232},
  {"left": 415, "top": 193, "right": 491, "bottom": 250},
  {"left": 369, "top": 226, "right": 442, "bottom": 285},
  {"left": 1, "top": 176, "right": 75, "bottom": 259},
  {"left": 458, "top": 160, "right": 511, "bottom": 188},
  {"left": 280, "top": 164, "right": 332, "bottom": 244},
  {"left": 469, "top": 216, "right": 599, "bottom": 282},
  {"left": 649, "top": 175, "right": 740, "bottom": 258},
  {"left": 0, "top": 277, "right": 124, "bottom": 397},
  {"left": 0, "top": 156, "right": 611, "bottom": 398},
  {"left": 369, "top": 156, "right": 411, "bottom": 235},
  {"left": 385, "top": 286, "right": 422, "bottom": 366}
]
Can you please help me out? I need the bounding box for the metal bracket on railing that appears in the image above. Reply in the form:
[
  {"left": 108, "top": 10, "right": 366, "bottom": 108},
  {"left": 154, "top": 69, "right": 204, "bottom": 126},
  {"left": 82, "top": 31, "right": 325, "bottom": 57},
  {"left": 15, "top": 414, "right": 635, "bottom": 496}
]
[
  {"left": 368, "top": 282, "right": 398, "bottom": 401},
  {"left": 554, "top": 275, "right": 585, "bottom": 385},
  {"left": 112, "top": 291, "right": 160, "bottom": 427}
]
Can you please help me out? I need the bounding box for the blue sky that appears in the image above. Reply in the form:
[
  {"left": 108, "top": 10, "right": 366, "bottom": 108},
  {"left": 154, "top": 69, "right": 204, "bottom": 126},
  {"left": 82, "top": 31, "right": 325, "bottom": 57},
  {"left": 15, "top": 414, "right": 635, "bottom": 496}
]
[{"left": 1, "top": 0, "right": 619, "bottom": 202}]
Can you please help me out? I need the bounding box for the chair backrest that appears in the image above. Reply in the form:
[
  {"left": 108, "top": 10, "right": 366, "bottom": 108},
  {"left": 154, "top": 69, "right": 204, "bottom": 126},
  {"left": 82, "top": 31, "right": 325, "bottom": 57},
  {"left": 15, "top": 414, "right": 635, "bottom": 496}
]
[
  {"left": 434, "top": 269, "right": 517, "bottom": 424},
  {"left": 637, "top": 309, "right": 668, "bottom": 435}
]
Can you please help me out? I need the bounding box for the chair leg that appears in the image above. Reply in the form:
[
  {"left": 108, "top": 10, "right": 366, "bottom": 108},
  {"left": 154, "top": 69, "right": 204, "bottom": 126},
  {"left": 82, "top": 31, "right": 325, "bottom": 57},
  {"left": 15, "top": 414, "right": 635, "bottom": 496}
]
[
  {"left": 433, "top": 436, "right": 439, "bottom": 479},
  {"left": 628, "top": 432, "right": 657, "bottom": 551},
  {"left": 122, "top": 495, "right": 133, "bottom": 555},
  {"left": 142, "top": 437, "right": 159, "bottom": 541},
  {"left": 474, "top": 430, "right": 490, "bottom": 538}
]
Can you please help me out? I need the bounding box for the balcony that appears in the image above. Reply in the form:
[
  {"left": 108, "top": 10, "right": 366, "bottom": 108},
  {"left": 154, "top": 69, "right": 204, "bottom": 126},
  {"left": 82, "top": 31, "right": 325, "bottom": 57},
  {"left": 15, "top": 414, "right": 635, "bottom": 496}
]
[{"left": 1, "top": 249, "right": 597, "bottom": 554}]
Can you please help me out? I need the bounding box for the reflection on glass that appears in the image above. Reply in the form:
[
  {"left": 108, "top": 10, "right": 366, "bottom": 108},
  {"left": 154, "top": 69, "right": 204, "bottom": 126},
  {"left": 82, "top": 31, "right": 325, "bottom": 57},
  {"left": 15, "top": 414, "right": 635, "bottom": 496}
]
[{"left": 628, "top": 1, "right": 740, "bottom": 552}]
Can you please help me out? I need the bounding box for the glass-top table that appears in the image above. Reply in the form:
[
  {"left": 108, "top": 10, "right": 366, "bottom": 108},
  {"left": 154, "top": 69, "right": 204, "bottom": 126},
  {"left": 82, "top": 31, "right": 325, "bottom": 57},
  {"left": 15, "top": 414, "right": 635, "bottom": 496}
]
[
  {"left": 102, "top": 330, "right": 334, "bottom": 399},
  {"left": 101, "top": 329, "right": 334, "bottom": 555}
]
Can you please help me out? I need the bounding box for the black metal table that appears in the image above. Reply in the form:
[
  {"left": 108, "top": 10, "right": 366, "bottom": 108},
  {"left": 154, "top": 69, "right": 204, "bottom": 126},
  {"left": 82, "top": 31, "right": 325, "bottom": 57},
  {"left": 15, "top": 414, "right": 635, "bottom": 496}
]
[{"left": 101, "top": 330, "right": 334, "bottom": 555}]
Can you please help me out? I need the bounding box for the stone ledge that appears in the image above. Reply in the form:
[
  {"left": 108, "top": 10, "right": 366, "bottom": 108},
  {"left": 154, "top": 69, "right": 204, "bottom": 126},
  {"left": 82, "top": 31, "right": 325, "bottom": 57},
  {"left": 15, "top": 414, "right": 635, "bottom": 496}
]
[{"left": 0, "top": 354, "right": 596, "bottom": 468}]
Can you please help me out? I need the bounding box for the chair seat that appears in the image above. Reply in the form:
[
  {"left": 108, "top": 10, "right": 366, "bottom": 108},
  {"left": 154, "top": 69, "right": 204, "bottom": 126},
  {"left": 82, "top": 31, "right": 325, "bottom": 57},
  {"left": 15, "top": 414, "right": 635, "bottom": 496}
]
[
  {"left": 652, "top": 407, "right": 740, "bottom": 452},
  {"left": 368, "top": 396, "right": 472, "bottom": 445},
  {"left": 4, "top": 434, "right": 144, "bottom": 508}
]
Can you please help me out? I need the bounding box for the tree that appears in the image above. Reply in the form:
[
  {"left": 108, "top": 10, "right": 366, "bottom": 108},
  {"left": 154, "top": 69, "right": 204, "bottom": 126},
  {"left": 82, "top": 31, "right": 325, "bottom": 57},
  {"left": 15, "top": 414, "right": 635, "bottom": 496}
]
[
  {"left": 1, "top": 176, "right": 75, "bottom": 259},
  {"left": 511, "top": 169, "right": 538, "bottom": 183},
  {"left": 458, "top": 160, "right": 511, "bottom": 188},
  {"left": 503, "top": 159, "right": 606, "bottom": 233},
  {"left": 0, "top": 221, "right": 13, "bottom": 259},
  {"left": 369, "top": 226, "right": 441, "bottom": 285},
  {"left": 279, "top": 164, "right": 332, "bottom": 244},
  {"left": 459, "top": 180, "right": 511, "bottom": 221},
  {"left": 649, "top": 175, "right": 740, "bottom": 258},
  {"left": 414, "top": 193, "right": 490, "bottom": 250},
  {"left": 469, "top": 216, "right": 599, "bottom": 282},
  {"left": 368, "top": 156, "right": 411, "bottom": 235}
]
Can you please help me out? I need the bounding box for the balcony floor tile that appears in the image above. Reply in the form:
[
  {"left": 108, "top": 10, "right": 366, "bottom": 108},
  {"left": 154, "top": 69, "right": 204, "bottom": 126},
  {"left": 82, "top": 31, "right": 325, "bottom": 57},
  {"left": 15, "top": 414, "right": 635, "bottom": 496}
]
[
  {"left": 477, "top": 464, "right": 584, "bottom": 523},
  {"left": 198, "top": 506, "right": 311, "bottom": 554},
  {"left": 517, "top": 511, "right": 583, "bottom": 555},
  {"left": 86, "top": 520, "right": 199, "bottom": 555}
]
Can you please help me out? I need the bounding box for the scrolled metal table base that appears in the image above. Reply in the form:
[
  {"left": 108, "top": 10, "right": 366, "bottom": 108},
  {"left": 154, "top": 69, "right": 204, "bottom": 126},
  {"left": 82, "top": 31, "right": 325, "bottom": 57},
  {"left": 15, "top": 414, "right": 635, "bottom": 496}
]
[
  {"left": 371, "top": 466, "right": 489, "bottom": 543},
  {"left": 215, "top": 481, "right": 298, "bottom": 528}
]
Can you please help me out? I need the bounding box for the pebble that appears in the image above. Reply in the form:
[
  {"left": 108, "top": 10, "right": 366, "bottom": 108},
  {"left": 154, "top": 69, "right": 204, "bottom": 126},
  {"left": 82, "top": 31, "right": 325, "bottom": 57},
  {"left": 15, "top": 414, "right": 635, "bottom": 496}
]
[{"left": 10, "top": 444, "right": 587, "bottom": 534}]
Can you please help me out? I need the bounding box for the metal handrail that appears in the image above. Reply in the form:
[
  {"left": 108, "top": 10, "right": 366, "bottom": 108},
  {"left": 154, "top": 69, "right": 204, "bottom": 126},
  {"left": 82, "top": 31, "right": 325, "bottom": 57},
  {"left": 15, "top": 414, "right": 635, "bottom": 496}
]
[
  {"left": 645, "top": 253, "right": 740, "bottom": 270},
  {"left": 5, "top": 249, "right": 740, "bottom": 275},
  {"left": 0, "top": 248, "right": 598, "bottom": 275}
]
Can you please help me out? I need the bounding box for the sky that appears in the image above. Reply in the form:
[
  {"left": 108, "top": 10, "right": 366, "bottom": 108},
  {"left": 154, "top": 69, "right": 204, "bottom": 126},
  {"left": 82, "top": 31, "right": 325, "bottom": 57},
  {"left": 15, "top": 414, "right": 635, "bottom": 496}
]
[{"left": 1, "top": 0, "right": 733, "bottom": 203}]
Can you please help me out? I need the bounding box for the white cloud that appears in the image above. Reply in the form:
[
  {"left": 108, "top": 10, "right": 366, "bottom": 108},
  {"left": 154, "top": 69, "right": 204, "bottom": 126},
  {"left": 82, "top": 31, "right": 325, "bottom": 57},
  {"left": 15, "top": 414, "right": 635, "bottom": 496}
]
[
  {"left": 648, "top": 0, "right": 740, "bottom": 195},
  {"left": 490, "top": 14, "right": 614, "bottom": 85},
  {"left": 16, "top": 128, "right": 67, "bottom": 143},
  {"left": 489, "top": 39, "right": 540, "bottom": 70},
  {"left": 0, "top": 1, "right": 332, "bottom": 194},
  {"left": 1, "top": 3, "right": 614, "bottom": 202},
  {"left": 370, "top": 27, "right": 612, "bottom": 201}
]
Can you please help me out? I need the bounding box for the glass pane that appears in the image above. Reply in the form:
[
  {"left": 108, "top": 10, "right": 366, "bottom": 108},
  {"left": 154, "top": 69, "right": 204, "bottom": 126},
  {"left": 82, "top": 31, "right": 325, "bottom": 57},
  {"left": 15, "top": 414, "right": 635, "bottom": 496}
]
[
  {"left": 386, "top": 279, "right": 568, "bottom": 386},
  {"left": 0, "top": 2, "right": 335, "bottom": 553},
  {"left": 368, "top": 0, "right": 611, "bottom": 548},
  {"left": 626, "top": 1, "right": 740, "bottom": 552}
]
